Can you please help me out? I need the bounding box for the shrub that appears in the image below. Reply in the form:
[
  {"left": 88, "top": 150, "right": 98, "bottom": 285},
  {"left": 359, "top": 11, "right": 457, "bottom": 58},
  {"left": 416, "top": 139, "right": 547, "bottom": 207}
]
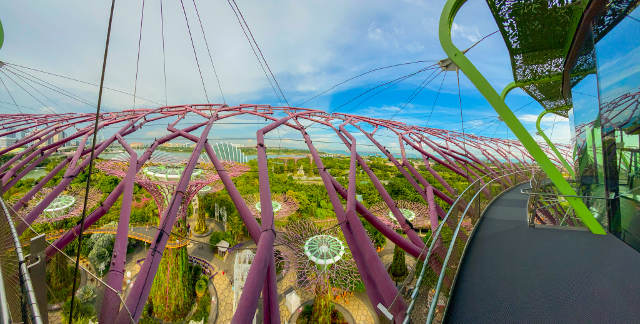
[{"left": 195, "top": 277, "right": 208, "bottom": 298}]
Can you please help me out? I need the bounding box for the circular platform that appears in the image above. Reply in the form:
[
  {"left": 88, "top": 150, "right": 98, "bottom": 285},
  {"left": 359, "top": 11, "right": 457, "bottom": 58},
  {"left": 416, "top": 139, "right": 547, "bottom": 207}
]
[{"left": 303, "top": 234, "right": 345, "bottom": 266}]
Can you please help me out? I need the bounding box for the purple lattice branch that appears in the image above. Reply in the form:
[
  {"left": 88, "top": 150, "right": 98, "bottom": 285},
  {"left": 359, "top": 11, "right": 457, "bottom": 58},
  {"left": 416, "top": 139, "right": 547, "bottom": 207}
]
[{"left": 0, "top": 104, "right": 547, "bottom": 323}]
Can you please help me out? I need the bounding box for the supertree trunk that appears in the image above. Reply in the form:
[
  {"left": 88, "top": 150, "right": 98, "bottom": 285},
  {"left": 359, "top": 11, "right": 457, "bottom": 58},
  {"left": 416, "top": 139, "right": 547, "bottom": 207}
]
[
  {"left": 195, "top": 200, "right": 208, "bottom": 233},
  {"left": 311, "top": 283, "right": 333, "bottom": 324},
  {"left": 148, "top": 244, "right": 193, "bottom": 321}
]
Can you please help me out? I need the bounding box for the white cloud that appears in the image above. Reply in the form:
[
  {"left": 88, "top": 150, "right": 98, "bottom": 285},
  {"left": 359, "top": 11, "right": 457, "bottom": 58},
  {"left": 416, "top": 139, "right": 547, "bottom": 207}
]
[
  {"left": 451, "top": 23, "right": 482, "bottom": 43},
  {"left": 518, "top": 114, "right": 539, "bottom": 123}
]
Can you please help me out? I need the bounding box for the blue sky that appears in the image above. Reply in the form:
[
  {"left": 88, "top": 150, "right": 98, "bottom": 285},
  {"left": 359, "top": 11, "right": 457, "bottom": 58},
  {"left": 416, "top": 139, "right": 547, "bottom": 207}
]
[{"left": 0, "top": 0, "right": 572, "bottom": 152}]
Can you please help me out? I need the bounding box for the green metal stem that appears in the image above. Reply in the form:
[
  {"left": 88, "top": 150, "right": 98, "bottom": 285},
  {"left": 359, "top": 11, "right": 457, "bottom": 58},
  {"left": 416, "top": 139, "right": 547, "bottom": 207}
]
[
  {"left": 0, "top": 18, "right": 4, "bottom": 51},
  {"left": 536, "top": 110, "right": 576, "bottom": 178},
  {"left": 501, "top": 83, "right": 576, "bottom": 178},
  {"left": 500, "top": 82, "right": 518, "bottom": 100},
  {"left": 439, "top": 0, "right": 605, "bottom": 234}
]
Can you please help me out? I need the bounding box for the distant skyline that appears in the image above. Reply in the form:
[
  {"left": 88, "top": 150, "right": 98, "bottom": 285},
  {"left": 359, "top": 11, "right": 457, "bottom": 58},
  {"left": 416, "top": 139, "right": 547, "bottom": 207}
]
[{"left": 0, "top": 0, "right": 571, "bottom": 149}]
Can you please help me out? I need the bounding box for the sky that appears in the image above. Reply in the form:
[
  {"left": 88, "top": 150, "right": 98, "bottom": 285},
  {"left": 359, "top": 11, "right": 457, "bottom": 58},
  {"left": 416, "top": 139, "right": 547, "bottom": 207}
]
[{"left": 0, "top": 0, "right": 572, "bottom": 153}]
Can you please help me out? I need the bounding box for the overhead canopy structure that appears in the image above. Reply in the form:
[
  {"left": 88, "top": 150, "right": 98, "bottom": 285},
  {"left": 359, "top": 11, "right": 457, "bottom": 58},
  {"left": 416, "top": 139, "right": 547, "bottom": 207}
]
[
  {"left": 488, "top": 0, "right": 640, "bottom": 116},
  {"left": 486, "top": 0, "right": 587, "bottom": 116}
]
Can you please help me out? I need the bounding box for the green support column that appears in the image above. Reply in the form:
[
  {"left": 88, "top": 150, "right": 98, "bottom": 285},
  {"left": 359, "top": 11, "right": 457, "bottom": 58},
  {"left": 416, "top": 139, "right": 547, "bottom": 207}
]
[
  {"left": 501, "top": 83, "right": 576, "bottom": 178},
  {"left": 0, "top": 18, "right": 4, "bottom": 51},
  {"left": 535, "top": 110, "right": 575, "bottom": 178},
  {"left": 439, "top": 0, "right": 605, "bottom": 234}
]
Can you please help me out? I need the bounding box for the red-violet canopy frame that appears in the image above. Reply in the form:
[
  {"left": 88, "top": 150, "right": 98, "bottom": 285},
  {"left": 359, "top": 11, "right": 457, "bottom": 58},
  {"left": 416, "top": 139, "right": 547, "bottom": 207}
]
[{"left": 0, "top": 104, "right": 564, "bottom": 323}]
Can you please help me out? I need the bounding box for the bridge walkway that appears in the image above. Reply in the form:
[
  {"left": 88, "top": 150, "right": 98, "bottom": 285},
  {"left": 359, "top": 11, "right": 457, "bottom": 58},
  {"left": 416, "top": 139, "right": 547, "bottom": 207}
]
[{"left": 445, "top": 183, "right": 640, "bottom": 323}]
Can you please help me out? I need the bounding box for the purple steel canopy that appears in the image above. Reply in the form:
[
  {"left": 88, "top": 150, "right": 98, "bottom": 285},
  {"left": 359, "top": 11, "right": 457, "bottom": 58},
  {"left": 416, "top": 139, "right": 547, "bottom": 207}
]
[{"left": 0, "top": 104, "right": 564, "bottom": 323}]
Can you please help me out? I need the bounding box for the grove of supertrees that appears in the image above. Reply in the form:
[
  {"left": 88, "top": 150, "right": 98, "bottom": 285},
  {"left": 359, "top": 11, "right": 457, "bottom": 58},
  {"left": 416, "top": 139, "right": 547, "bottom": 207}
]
[
  {"left": 0, "top": 105, "right": 566, "bottom": 322},
  {"left": 96, "top": 154, "right": 247, "bottom": 321}
]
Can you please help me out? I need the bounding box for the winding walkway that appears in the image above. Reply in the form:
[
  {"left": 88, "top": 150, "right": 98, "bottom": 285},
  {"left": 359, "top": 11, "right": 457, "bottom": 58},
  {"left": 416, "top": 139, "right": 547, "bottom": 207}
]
[
  {"left": 45, "top": 225, "right": 189, "bottom": 248},
  {"left": 445, "top": 184, "right": 640, "bottom": 323}
]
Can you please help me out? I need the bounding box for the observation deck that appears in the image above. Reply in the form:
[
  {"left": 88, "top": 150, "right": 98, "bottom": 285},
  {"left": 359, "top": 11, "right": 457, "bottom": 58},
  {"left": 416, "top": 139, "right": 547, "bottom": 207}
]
[{"left": 445, "top": 184, "right": 640, "bottom": 323}]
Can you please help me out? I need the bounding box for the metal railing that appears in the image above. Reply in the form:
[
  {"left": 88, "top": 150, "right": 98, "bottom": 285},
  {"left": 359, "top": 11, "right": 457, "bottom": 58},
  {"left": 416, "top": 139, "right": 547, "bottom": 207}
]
[
  {"left": 523, "top": 169, "right": 588, "bottom": 229},
  {"left": 403, "top": 168, "right": 535, "bottom": 323},
  {"left": 0, "top": 197, "right": 43, "bottom": 324}
]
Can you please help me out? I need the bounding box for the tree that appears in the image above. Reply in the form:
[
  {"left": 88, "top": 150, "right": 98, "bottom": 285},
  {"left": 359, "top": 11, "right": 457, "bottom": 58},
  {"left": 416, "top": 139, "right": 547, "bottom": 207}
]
[
  {"left": 195, "top": 277, "right": 208, "bottom": 298},
  {"left": 194, "top": 197, "right": 208, "bottom": 233},
  {"left": 227, "top": 209, "right": 246, "bottom": 243},
  {"left": 47, "top": 253, "right": 75, "bottom": 302},
  {"left": 363, "top": 219, "right": 386, "bottom": 250},
  {"left": 388, "top": 245, "right": 408, "bottom": 285},
  {"left": 87, "top": 233, "right": 114, "bottom": 276}
]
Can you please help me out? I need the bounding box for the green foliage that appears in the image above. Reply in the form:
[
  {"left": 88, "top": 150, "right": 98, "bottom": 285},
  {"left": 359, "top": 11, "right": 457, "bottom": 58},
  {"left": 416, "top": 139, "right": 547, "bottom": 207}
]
[
  {"left": 389, "top": 245, "right": 408, "bottom": 284},
  {"left": 188, "top": 286, "right": 211, "bottom": 323},
  {"left": 148, "top": 247, "right": 194, "bottom": 321},
  {"left": 227, "top": 209, "right": 246, "bottom": 243},
  {"left": 62, "top": 293, "right": 96, "bottom": 323},
  {"left": 209, "top": 230, "right": 235, "bottom": 249},
  {"left": 195, "top": 277, "right": 208, "bottom": 298},
  {"left": 87, "top": 233, "right": 114, "bottom": 276},
  {"left": 131, "top": 200, "right": 159, "bottom": 225},
  {"left": 297, "top": 296, "right": 347, "bottom": 324},
  {"left": 47, "top": 253, "right": 75, "bottom": 303},
  {"left": 362, "top": 219, "right": 386, "bottom": 249},
  {"left": 311, "top": 290, "right": 333, "bottom": 324},
  {"left": 75, "top": 285, "right": 97, "bottom": 304}
]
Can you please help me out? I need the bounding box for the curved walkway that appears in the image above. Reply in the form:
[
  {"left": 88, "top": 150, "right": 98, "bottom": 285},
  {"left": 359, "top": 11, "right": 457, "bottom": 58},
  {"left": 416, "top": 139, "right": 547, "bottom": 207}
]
[
  {"left": 446, "top": 184, "right": 640, "bottom": 323},
  {"left": 46, "top": 225, "right": 189, "bottom": 248}
]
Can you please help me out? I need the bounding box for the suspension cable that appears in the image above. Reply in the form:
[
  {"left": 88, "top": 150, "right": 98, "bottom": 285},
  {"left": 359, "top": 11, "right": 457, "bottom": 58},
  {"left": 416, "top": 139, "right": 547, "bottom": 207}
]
[
  {"left": 331, "top": 65, "right": 438, "bottom": 113},
  {"left": 226, "top": 0, "right": 279, "bottom": 103},
  {"left": 132, "top": 0, "right": 146, "bottom": 109},
  {"left": 0, "top": 73, "right": 24, "bottom": 113},
  {"left": 5, "top": 65, "right": 96, "bottom": 108},
  {"left": 231, "top": 0, "right": 288, "bottom": 105},
  {"left": 179, "top": 0, "right": 210, "bottom": 103},
  {"left": 3, "top": 68, "right": 61, "bottom": 111},
  {"left": 3, "top": 62, "right": 164, "bottom": 106},
  {"left": 297, "top": 59, "right": 435, "bottom": 106},
  {"left": 160, "top": 0, "right": 168, "bottom": 106},
  {"left": 192, "top": 0, "right": 226, "bottom": 104},
  {"left": 389, "top": 69, "right": 443, "bottom": 120},
  {"left": 0, "top": 70, "right": 60, "bottom": 115},
  {"left": 425, "top": 71, "right": 447, "bottom": 127},
  {"left": 68, "top": 0, "right": 115, "bottom": 322}
]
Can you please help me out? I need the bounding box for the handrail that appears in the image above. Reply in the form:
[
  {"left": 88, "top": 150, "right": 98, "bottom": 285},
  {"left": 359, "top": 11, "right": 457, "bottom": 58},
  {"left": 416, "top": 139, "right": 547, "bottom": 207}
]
[
  {"left": 520, "top": 188, "right": 608, "bottom": 199},
  {"left": 403, "top": 167, "right": 535, "bottom": 323},
  {"left": 426, "top": 168, "right": 534, "bottom": 323},
  {"left": 0, "top": 197, "right": 43, "bottom": 324},
  {"left": 0, "top": 259, "right": 9, "bottom": 324}
]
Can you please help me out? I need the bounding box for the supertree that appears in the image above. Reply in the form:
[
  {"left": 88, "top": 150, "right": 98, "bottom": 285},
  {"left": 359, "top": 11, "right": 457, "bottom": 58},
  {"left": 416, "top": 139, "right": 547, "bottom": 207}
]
[
  {"left": 193, "top": 185, "right": 213, "bottom": 234},
  {"left": 277, "top": 219, "right": 359, "bottom": 322},
  {"left": 12, "top": 186, "right": 102, "bottom": 225},
  {"left": 246, "top": 192, "right": 299, "bottom": 220},
  {"left": 95, "top": 155, "right": 247, "bottom": 321},
  {"left": 97, "top": 156, "right": 248, "bottom": 223},
  {"left": 276, "top": 219, "right": 360, "bottom": 294},
  {"left": 369, "top": 200, "right": 433, "bottom": 230}
]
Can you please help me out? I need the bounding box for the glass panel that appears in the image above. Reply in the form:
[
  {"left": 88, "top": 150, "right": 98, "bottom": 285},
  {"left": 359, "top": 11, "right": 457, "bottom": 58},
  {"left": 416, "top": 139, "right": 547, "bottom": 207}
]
[
  {"left": 571, "top": 73, "right": 607, "bottom": 227},
  {"left": 595, "top": 6, "right": 640, "bottom": 250}
]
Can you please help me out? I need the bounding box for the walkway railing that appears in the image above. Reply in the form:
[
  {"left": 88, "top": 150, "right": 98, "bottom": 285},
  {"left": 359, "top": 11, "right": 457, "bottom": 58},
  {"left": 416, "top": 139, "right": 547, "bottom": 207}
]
[
  {"left": 0, "top": 197, "right": 42, "bottom": 324},
  {"left": 403, "top": 168, "right": 535, "bottom": 323},
  {"left": 522, "top": 169, "right": 590, "bottom": 229},
  {"left": 4, "top": 200, "right": 137, "bottom": 324}
]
